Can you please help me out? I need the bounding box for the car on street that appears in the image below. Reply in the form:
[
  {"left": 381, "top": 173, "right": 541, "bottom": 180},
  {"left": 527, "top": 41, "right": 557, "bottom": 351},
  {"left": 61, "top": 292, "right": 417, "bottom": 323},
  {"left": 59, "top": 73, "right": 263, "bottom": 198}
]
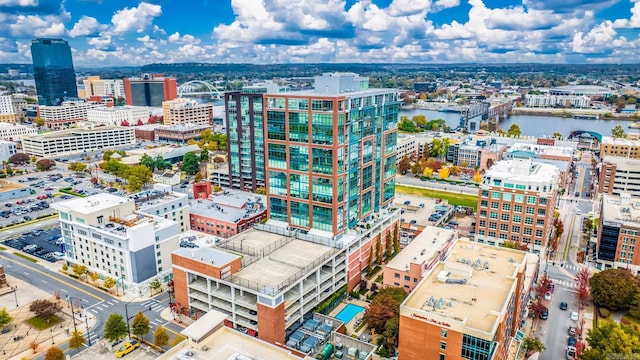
[
  {"left": 568, "top": 336, "right": 577, "bottom": 347},
  {"left": 539, "top": 308, "right": 549, "bottom": 320},
  {"left": 566, "top": 345, "right": 577, "bottom": 359},
  {"left": 568, "top": 326, "right": 576, "bottom": 336},
  {"left": 115, "top": 340, "right": 139, "bottom": 358},
  {"left": 544, "top": 292, "right": 552, "bottom": 301},
  {"left": 570, "top": 311, "right": 579, "bottom": 321},
  {"left": 560, "top": 302, "right": 568, "bottom": 310}
]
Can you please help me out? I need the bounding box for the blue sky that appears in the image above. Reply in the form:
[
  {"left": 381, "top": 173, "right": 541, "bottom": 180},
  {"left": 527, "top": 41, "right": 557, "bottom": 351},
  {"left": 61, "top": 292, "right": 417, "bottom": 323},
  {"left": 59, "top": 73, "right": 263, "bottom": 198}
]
[{"left": 1, "top": 0, "right": 640, "bottom": 66}]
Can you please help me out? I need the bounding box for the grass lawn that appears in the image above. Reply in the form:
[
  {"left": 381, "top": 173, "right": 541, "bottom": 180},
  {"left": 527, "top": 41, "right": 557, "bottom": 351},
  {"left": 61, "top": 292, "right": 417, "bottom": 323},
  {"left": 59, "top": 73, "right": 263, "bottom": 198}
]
[
  {"left": 396, "top": 185, "right": 478, "bottom": 210},
  {"left": 622, "top": 313, "right": 640, "bottom": 330},
  {"left": 0, "top": 246, "right": 6, "bottom": 251},
  {"left": 27, "top": 315, "right": 62, "bottom": 330},
  {"left": 13, "top": 253, "right": 37, "bottom": 263}
]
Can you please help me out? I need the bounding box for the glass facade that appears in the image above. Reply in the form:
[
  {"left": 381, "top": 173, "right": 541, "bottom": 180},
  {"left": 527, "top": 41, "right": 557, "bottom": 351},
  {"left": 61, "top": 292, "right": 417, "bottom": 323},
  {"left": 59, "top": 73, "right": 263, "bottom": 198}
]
[
  {"left": 130, "top": 82, "right": 165, "bottom": 107},
  {"left": 31, "top": 38, "right": 78, "bottom": 106},
  {"left": 264, "top": 75, "right": 399, "bottom": 235},
  {"left": 461, "top": 334, "right": 496, "bottom": 360}
]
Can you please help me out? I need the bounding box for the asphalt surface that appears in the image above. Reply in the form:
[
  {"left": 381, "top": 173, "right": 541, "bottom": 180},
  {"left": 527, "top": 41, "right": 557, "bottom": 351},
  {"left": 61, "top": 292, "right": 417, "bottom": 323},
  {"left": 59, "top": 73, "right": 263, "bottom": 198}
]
[{"left": 0, "top": 226, "right": 184, "bottom": 360}]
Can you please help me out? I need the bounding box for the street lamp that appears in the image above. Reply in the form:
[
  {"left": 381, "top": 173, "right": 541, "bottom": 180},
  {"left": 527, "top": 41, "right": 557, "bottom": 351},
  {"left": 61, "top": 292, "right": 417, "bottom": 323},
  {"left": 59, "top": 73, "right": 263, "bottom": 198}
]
[
  {"left": 11, "top": 286, "right": 18, "bottom": 308},
  {"left": 65, "top": 295, "right": 78, "bottom": 333},
  {"left": 50, "top": 328, "right": 54, "bottom": 344}
]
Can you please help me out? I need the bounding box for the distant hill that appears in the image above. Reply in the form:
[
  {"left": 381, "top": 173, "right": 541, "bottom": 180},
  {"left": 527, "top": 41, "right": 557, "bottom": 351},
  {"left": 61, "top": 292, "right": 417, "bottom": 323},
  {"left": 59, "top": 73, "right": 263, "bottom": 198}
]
[{"left": 0, "top": 63, "right": 32, "bottom": 74}]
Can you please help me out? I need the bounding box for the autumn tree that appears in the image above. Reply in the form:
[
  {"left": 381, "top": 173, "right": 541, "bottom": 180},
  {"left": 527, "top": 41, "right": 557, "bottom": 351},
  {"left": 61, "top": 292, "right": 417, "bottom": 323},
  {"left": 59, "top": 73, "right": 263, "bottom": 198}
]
[
  {"left": 528, "top": 301, "right": 547, "bottom": 319},
  {"left": 411, "top": 115, "right": 427, "bottom": 128},
  {"left": 423, "top": 167, "right": 434, "bottom": 178},
  {"left": 507, "top": 123, "right": 522, "bottom": 137},
  {"left": 553, "top": 218, "right": 564, "bottom": 239},
  {"left": 611, "top": 125, "right": 627, "bottom": 139},
  {"left": 150, "top": 279, "right": 162, "bottom": 295},
  {"left": 581, "top": 322, "right": 640, "bottom": 360},
  {"left": 590, "top": 268, "right": 639, "bottom": 310},
  {"left": 385, "top": 230, "right": 393, "bottom": 259},
  {"left": 9, "top": 153, "right": 30, "bottom": 164},
  {"left": 68, "top": 330, "right": 86, "bottom": 353},
  {"left": 29, "top": 299, "right": 60, "bottom": 321},
  {"left": 88, "top": 272, "right": 99, "bottom": 283},
  {"left": 68, "top": 162, "right": 87, "bottom": 173},
  {"left": 72, "top": 263, "right": 87, "bottom": 280},
  {"left": 367, "top": 246, "right": 374, "bottom": 274},
  {"left": 36, "top": 159, "right": 55, "bottom": 171},
  {"left": 392, "top": 223, "right": 400, "bottom": 254},
  {"left": 154, "top": 326, "right": 170, "bottom": 348},
  {"left": 398, "top": 155, "right": 411, "bottom": 175},
  {"left": 103, "top": 313, "right": 128, "bottom": 344},
  {"left": 45, "top": 346, "right": 65, "bottom": 360},
  {"left": 438, "top": 167, "right": 450, "bottom": 179},
  {"left": 33, "top": 116, "right": 45, "bottom": 128},
  {"left": 522, "top": 337, "right": 545, "bottom": 357},
  {"left": 473, "top": 171, "right": 483, "bottom": 183},
  {"left": 103, "top": 277, "right": 116, "bottom": 291},
  {"left": 363, "top": 287, "right": 408, "bottom": 334},
  {"left": 131, "top": 312, "right": 151, "bottom": 339},
  {"left": 575, "top": 268, "right": 590, "bottom": 289}
]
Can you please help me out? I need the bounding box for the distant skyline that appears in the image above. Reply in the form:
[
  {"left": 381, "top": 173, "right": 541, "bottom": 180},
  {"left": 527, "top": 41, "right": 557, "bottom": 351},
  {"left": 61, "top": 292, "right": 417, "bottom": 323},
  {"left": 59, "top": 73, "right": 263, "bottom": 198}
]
[{"left": 1, "top": 0, "right": 640, "bottom": 67}]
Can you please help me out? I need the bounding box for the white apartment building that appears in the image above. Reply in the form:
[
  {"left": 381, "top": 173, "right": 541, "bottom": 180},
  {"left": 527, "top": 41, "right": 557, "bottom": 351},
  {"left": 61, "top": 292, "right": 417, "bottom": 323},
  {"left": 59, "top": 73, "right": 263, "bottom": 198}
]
[
  {"left": 396, "top": 136, "right": 419, "bottom": 163},
  {"left": 86, "top": 106, "right": 150, "bottom": 126},
  {"left": 0, "top": 122, "right": 37, "bottom": 141},
  {"left": 0, "top": 140, "right": 17, "bottom": 163},
  {"left": 0, "top": 96, "right": 15, "bottom": 123},
  {"left": 82, "top": 77, "right": 125, "bottom": 99},
  {"left": 21, "top": 126, "right": 135, "bottom": 157},
  {"left": 131, "top": 184, "right": 190, "bottom": 233},
  {"left": 37, "top": 101, "right": 100, "bottom": 129},
  {"left": 52, "top": 193, "right": 180, "bottom": 292},
  {"left": 162, "top": 98, "right": 213, "bottom": 126},
  {"left": 525, "top": 94, "right": 591, "bottom": 108}
]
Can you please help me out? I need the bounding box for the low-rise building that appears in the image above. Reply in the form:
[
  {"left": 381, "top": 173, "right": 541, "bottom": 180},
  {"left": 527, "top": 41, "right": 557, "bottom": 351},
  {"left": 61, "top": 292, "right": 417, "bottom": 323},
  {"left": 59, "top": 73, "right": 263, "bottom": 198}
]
[
  {"left": 119, "top": 144, "right": 200, "bottom": 166},
  {"left": 398, "top": 239, "right": 536, "bottom": 360},
  {"left": 0, "top": 122, "right": 37, "bottom": 141},
  {"left": 383, "top": 226, "right": 457, "bottom": 292},
  {"left": 81, "top": 76, "right": 125, "bottom": 99},
  {"left": 0, "top": 180, "right": 32, "bottom": 201},
  {"left": 190, "top": 182, "right": 267, "bottom": 238},
  {"left": 51, "top": 193, "right": 180, "bottom": 293},
  {"left": 152, "top": 170, "right": 181, "bottom": 186},
  {"left": 597, "top": 193, "right": 640, "bottom": 274},
  {"left": 21, "top": 126, "right": 135, "bottom": 157},
  {"left": 155, "top": 124, "right": 209, "bottom": 144},
  {"left": 86, "top": 106, "right": 150, "bottom": 126},
  {"left": 524, "top": 94, "right": 590, "bottom": 108},
  {"left": 600, "top": 136, "right": 640, "bottom": 159},
  {"left": 37, "top": 101, "right": 100, "bottom": 129}
]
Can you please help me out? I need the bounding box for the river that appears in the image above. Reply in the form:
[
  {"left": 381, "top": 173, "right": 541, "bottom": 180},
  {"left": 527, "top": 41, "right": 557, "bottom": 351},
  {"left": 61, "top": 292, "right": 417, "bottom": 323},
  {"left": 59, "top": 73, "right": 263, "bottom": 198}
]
[{"left": 400, "top": 109, "right": 630, "bottom": 138}]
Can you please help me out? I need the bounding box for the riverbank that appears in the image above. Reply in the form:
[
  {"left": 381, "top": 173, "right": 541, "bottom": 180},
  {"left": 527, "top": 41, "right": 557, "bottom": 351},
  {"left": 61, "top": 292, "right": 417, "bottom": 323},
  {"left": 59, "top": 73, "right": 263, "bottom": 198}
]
[{"left": 511, "top": 107, "right": 638, "bottom": 120}]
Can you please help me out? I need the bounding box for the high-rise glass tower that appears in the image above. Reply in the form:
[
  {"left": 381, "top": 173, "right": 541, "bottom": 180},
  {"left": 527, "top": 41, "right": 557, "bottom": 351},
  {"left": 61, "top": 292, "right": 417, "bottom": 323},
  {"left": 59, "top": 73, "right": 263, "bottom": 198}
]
[
  {"left": 31, "top": 38, "right": 78, "bottom": 106},
  {"left": 264, "top": 73, "right": 398, "bottom": 235},
  {"left": 225, "top": 81, "right": 289, "bottom": 192}
]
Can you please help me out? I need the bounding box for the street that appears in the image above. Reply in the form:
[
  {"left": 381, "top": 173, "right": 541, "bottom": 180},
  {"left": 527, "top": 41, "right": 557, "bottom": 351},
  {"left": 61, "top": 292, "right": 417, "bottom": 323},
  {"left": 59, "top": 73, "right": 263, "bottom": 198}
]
[{"left": 0, "top": 225, "right": 184, "bottom": 359}]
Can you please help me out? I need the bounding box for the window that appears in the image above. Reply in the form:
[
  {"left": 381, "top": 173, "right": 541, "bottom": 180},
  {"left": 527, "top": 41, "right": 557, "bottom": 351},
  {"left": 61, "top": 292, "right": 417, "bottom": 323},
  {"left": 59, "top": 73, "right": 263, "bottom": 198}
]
[
  {"left": 441, "top": 329, "right": 447, "bottom": 338},
  {"left": 489, "top": 222, "right": 497, "bottom": 229},
  {"left": 500, "top": 224, "right": 508, "bottom": 231},
  {"left": 526, "top": 207, "right": 535, "bottom": 215},
  {"left": 536, "top": 230, "right": 543, "bottom": 237},
  {"left": 503, "top": 193, "right": 512, "bottom": 201},
  {"left": 527, "top": 196, "right": 536, "bottom": 204},
  {"left": 501, "top": 214, "right": 510, "bottom": 221},
  {"left": 536, "top": 219, "right": 544, "bottom": 226},
  {"left": 502, "top": 203, "right": 511, "bottom": 211},
  {"left": 525, "top": 217, "right": 534, "bottom": 225},
  {"left": 524, "top": 228, "right": 533, "bottom": 235},
  {"left": 512, "top": 225, "right": 520, "bottom": 233},
  {"left": 404, "top": 275, "right": 410, "bottom": 281},
  {"left": 514, "top": 205, "right": 523, "bottom": 213},
  {"left": 515, "top": 195, "right": 524, "bottom": 203},
  {"left": 538, "top": 209, "right": 546, "bottom": 216},
  {"left": 489, "top": 212, "right": 498, "bottom": 219},
  {"left": 440, "top": 341, "right": 446, "bottom": 350},
  {"left": 481, "top": 190, "right": 489, "bottom": 197},
  {"left": 490, "top": 201, "right": 499, "bottom": 209},
  {"left": 479, "top": 220, "right": 486, "bottom": 227},
  {"left": 394, "top": 273, "right": 400, "bottom": 278},
  {"left": 491, "top": 191, "right": 500, "bottom": 199},
  {"left": 513, "top": 215, "right": 521, "bottom": 223}
]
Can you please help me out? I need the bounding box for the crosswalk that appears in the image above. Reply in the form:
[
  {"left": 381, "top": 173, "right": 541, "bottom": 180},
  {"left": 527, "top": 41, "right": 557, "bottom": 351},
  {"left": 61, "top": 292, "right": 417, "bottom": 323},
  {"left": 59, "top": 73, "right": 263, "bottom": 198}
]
[
  {"left": 88, "top": 299, "right": 120, "bottom": 313},
  {"left": 548, "top": 279, "right": 579, "bottom": 289},
  {"left": 141, "top": 299, "right": 167, "bottom": 326},
  {"left": 87, "top": 298, "right": 168, "bottom": 326},
  {"left": 547, "top": 262, "right": 584, "bottom": 272}
]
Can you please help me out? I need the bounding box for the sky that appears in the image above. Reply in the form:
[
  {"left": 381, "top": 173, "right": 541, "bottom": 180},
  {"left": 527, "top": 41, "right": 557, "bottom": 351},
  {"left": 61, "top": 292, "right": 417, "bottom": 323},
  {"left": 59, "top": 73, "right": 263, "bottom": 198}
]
[{"left": 1, "top": 0, "right": 640, "bottom": 67}]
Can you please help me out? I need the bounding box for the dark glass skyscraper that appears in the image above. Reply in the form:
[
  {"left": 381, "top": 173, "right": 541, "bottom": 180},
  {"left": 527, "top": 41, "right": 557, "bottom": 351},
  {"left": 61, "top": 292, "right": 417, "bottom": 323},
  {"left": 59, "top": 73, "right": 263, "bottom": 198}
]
[{"left": 31, "top": 38, "right": 78, "bottom": 106}]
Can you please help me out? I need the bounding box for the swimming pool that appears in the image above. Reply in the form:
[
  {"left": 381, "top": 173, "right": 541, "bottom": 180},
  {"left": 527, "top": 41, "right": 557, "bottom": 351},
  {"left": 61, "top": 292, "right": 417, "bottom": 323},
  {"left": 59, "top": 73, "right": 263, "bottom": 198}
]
[{"left": 335, "top": 304, "right": 365, "bottom": 324}]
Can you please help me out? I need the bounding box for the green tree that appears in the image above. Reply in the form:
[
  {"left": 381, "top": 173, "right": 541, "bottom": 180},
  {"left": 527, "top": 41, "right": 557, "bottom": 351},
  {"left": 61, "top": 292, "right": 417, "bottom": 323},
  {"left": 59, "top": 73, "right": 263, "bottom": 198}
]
[
  {"left": 522, "top": 337, "right": 546, "bottom": 356},
  {"left": 629, "top": 291, "right": 640, "bottom": 318},
  {"left": 392, "top": 223, "right": 400, "bottom": 254},
  {"left": 153, "top": 155, "right": 170, "bottom": 170},
  {"left": 611, "top": 125, "right": 627, "bottom": 139},
  {"left": 181, "top": 152, "right": 200, "bottom": 175},
  {"left": 103, "top": 158, "right": 128, "bottom": 179},
  {"left": 199, "top": 148, "right": 210, "bottom": 162},
  {"left": 68, "top": 162, "right": 87, "bottom": 173},
  {"left": 553, "top": 132, "right": 562, "bottom": 140},
  {"left": 68, "top": 330, "right": 86, "bottom": 353},
  {"left": 33, "top": 116, "right": 45, "bottom": 128},
  {"left": 103, "top": 149, "right": 115, "bottom": 161},
  {"left": 385, "top": 230, "right": 393, "bottom": 259},
  {"left": 149, "top": 279, "right": 162, "bottom": 295},
  {"left": 590, "top": 268, "right": 638, "bottom": 310},
  {"left": 582, "top": 322, "right": 640, "bottom": 360},
  {"left": 45, "top": 346, "right": 65, "bottom": 360},
  {"left": 131, "top": 312, "right": 151, "bottom": 339},
  {"left": 154, "top": 326, "right": 170, "bottom": 348},
  {"left": 507, "top": 123, "right": 522, "bottom": 137},
  {"left": 398, "top": 118, "right": 418, "bottom": 132},
  {"left": 140, "top": 153, "right": 155, "bottom": 171},
  {"left": 103, "top": 313, "right": 128, "bottom": 344},
  {"left": 411, "top": 115, "right": 427, "bottom": 128},
  {"left": 0, "top": 307, "right": 13, "bottom": 330},
  {"left": 376, "top": 234, "right": 382, "bottom": 265},
  {"left": 126, "top": 165, "right": 152, "bottom": 191}
]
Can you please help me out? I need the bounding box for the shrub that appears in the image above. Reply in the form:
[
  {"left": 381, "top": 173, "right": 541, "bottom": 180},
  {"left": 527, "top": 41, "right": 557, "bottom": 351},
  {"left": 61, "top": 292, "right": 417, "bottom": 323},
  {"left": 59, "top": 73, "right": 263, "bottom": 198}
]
[{"left": 599, "top": 307, "right": 610, "bottom": 318}]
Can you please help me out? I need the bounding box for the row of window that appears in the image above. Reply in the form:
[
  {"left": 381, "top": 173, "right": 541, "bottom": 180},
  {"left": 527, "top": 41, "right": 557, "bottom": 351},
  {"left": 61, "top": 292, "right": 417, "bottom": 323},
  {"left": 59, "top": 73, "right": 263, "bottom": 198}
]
[{"left": 481, "top": 190, "right": 549, "bottom": 205}]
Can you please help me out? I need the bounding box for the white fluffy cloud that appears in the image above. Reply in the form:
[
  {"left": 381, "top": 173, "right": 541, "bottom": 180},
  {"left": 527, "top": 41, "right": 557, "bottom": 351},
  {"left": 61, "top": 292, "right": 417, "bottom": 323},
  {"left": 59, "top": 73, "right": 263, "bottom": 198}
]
[
  {"left": 167, "top": 32, "right": 200, "bottom": 45},
  {"left": 69, "top": 16, "right": 102, "bottom": 37},
  {"left": 111, "top": 2, "right": 161, "bottom": 34}
]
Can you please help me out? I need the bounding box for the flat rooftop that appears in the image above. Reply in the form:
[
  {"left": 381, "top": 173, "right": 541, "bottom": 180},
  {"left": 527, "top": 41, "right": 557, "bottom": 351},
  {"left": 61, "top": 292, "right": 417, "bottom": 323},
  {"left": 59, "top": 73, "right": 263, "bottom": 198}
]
[
  {"left": 160, "top": 327, "right": 310, "bottom": 360},
  {"left": 24, "top": 126, "right": 129, "bottom": 139},
  {"left": 189, "top": 192, "right": 266, "bottom": 223},
  {"left": 602, "top": 136, "right": 640, "bottom": 146},
  {"left": 174, "top": 247, "right": 240, "bottom": 268},
  {"left": 131, "top": 189, "right": 187, "bottom": 211},
  {"left": 386, "top": 227, "right": 456, "bottom": 271},
  {"left": 402, "top": 239, "right": 527, "bottom": 337},
  {"left": 393, "top": 194, "right": 435, "bottom": 228},
  {"left": 602, "top": 155, "right": 640, "bottom": 166},
  {"left": 601, "top": 193, "right": 640, "bottom": 227},
  {"left": 51, "top": 193, "right": 133, "bottom": 214},
  {"left": 484, "top": 158, "right": 559, "bottom": 184}
]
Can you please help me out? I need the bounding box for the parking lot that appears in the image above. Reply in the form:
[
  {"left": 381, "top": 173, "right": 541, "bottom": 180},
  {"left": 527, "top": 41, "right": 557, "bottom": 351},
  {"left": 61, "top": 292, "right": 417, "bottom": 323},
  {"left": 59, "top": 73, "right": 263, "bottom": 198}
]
[{"left": 3, "top": 226, "right": 63, "bottom": 262}]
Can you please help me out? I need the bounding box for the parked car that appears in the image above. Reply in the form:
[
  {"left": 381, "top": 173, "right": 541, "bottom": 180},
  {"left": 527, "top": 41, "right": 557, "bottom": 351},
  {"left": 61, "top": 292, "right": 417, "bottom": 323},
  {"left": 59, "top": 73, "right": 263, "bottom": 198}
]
[
  {"left": 22, "top": 244, "right": 37, "bottom": 252},
  {"left": 570, "top": 311, "right": 578, "bottom": 321},
  {"left": 566, "top": 345, "right": 577, "bottom": 359},
  {"left": 539, "top": 308, "right": 549, "bottom": 320},
  {"left": 544, "top": 292, "right": 552, "bottom": 301},
  {"left": 115, "top": 340, "right": 139, "bottom": 358},
  {"left": 560, "top": 302, "right": 568, "bottom": 310}
]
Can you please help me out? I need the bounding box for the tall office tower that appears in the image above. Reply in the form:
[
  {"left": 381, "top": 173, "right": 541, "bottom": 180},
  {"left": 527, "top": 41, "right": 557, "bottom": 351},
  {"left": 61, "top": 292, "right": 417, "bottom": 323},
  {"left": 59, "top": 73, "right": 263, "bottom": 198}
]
[
  {"left": 264, "top": 73, "right": 399, "bottom": 235},
  {"left": 225, "top": 81, "right": 288, "bottom": 192},
  {"left": 123, "top": 74, "right": 177, "bottom": 107},
  {"left": 474, "top": 157, "right": 560, "bottom": 251},
  {"left": 31, "top": 38, "right": 78, "bottom": 106}
]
